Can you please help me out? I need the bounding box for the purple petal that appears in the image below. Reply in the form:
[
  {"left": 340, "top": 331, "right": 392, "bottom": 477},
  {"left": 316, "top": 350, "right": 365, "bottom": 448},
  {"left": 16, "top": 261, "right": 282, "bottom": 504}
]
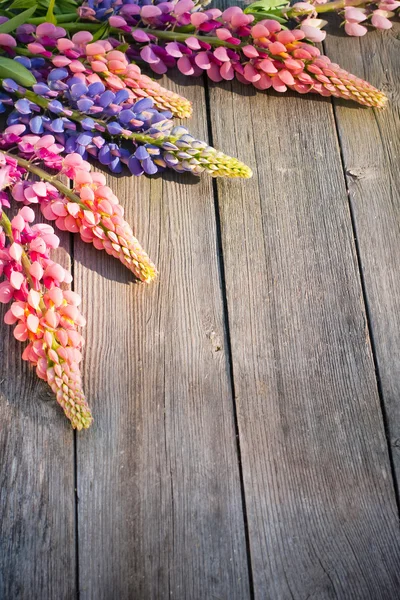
[{"left": 128, "top": 156, "right": 144, "bottom": 176}]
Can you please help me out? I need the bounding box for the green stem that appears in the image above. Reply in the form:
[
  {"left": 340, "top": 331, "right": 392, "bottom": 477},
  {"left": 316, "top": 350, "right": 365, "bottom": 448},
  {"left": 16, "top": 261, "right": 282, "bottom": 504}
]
[
  {"left": 313, "top": 0, "right": 366, "bottom": 13},
  {"left": 28, "top": 13, "right": 78, "bottom": 24},
  {"left": 138, "top": 28, "right": 242, "bottom": 50}
]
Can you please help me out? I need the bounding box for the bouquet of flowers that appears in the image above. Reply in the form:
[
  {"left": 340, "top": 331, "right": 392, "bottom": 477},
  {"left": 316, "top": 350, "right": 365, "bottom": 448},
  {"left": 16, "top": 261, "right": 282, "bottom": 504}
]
[{"left": 0, "top": 0, "right": 393, "bottom": 429}]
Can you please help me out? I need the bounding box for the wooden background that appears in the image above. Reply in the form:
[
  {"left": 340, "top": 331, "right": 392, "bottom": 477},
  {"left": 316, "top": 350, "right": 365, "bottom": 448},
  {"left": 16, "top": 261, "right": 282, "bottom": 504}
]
[{"left": 1, "top": 16, "right": 400, "bottom": 600}]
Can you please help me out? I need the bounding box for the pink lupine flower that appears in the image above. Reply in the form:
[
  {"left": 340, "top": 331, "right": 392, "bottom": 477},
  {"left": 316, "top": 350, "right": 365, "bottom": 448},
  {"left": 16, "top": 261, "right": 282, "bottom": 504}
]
[{"left": 0, "top": 207, "right": 92, "bottom": 429}]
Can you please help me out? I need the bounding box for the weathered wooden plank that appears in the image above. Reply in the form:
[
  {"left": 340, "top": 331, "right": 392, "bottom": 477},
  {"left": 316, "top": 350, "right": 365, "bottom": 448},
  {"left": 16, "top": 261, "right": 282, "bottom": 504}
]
[
  {"left": 0, "top": 224, "right": 76, "bottom": 600},
  {"left": 208, "top": 47, "right": 400, "bottom": 598},
  {"left": 324, "top": 26, "right": 400, "bottom": 494},
  {"left": 75, "top": 76, "right": 250, "bottom": 599}
]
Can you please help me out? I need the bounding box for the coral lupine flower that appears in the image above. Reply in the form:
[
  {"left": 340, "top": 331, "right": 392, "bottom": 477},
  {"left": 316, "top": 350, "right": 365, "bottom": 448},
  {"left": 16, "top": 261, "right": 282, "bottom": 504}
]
[
  {"left": 68, "top": 166, "right": 158, "bottom": 283},
  {"left": 16, "top": 287, "right": 92, "bottom": 431},
  {"left": 0, "top": 206, "right": 92, "bottom": 429},
  {"left": 9, "top": 151, "right": 157, "bottom": 283}
]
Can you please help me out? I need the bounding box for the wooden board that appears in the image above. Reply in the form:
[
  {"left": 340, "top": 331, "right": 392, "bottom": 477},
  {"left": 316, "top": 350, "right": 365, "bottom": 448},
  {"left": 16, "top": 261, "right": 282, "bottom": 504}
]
[
  {"left": 208, "top": 36, "right": 400, "bottom": 598},
  {"left": 0, "top": 225, "right": 76, "bottom": 600},
  {"left": 325, "top": 25, "right": 400, "bottom": 495},
  {"left": 74, "top": 76, "right": 251, "bottom": 599}
]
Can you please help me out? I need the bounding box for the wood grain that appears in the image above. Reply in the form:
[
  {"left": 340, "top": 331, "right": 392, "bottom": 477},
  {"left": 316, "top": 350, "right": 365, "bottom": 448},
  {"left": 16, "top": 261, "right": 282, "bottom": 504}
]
[
  {"left": 324, "top": 25, "right": 400, "bottom": 494},
  {"left": 0, "top": 223, "right": 76, "bottom": 600},
  {"left": 74, "top": 76, "right": 250, "bottom": 600},
  {"left": 208, "top": 43, "right": 400, "bottom": 598}
]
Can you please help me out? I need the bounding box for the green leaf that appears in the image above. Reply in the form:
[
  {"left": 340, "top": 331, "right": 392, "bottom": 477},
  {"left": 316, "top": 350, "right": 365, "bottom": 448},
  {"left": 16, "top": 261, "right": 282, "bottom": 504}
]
[
  {"left": 45, "top": 0, "right": 56, "bottom": 23},
  {"left": 0, "top": 5, "right": 36, "bottom": 32},
  {"left": 92, "top": 20, "right": 109, "bottom": 41},
  {"left": 0, "top": 55, "right": 37, "bottom": 86},
  {"left": 8, "top": 0, "right": 36, "bottom": 10}
]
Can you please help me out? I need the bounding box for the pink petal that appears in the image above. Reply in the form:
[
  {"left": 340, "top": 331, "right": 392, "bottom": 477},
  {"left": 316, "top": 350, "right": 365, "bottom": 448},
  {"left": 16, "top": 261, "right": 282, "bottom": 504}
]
[
  {"left": 141, "top": 5, "right": 162, "bottom": 18},
  {"left": 177, "top": 56, "right": 195, "bottom": 76},
  {"left": 71, "top": 31, "right": 93, "bottom": 45},
  {"left": 242, "top": 45, "right": 259, "bottom": 59},
  {"left": 277, "top": 69, "right": 295, "bottom": 86},
  {"left": 29, "top": 263, "right": 44, "bottom": 282},
  {"left": 261, "top": 20, "right": 282, "bottom": 33},
  {"left": 258, "top": 58, "right": 278, "bottom": 74},
  {"left": 207, "top": 63, "right": 224, "bottom": 82},
  {"left": 300, "top": 24, "right": 327, "bottom": 42},
  {"left": 0, "top": 281, "right": 13, "bottom": 304},
  {"left": 345, "top": 7, "right": 368, "bottom": 22},
  {"left": 344, "top": 22, "right": 368, "bottom": 36},
  {"left": 222, "top": 7, "right": 243, "bottom": 21},
  {"left": 271, "top": 76, "right": 287, "bottom": 92},
  {"left": 10, "top": 271, "right": 24, "bottom": 290},
  {"left": 165, "top": 42, "right": 183, "bottom": 58},
  {"left": 190, "top": 13, "right": 209, "bottom": 27},
  {"left": 0, "top": 33, "right": 16, "bottom": 47},
  {"left": 185, "top": 36, "right": 201, "bottom": 50},
  {"left": 140, "top": 45, "right": 160, "bottom": 64},
  {"left": 14, "top": 323, "right": 28, "bottom": 342},
  {"left": 174, "top": 0, "right": 195, "bottom": 16},
  {"left": 9, "top": 242, "right": 23, "bottom": 262},
  {"left": 220, "top": 61, "right": 235, "bottom": 80},
  {"left": 194, "top": 52, "right": 212, "bottom": 70},
  {"left": 213, "top": 47, "right": 230, "bottom": 62},
  {"left": 243, "top": 64, "right": 261, "bottom": 83},
  {"left": 268, "top": 42, "right": 287, "bottom": 55},
  {"left": 216, "top": 28, "right": 232, "bottom": 41},
  {"left": 27, "top": 314, "right": 40, "bottom": 333},
  {"left": 371, "top": 12, "right": 392, "bottom": 29},
  {"left": 132, "top": 29, "right": 151, "bottom": 43}
]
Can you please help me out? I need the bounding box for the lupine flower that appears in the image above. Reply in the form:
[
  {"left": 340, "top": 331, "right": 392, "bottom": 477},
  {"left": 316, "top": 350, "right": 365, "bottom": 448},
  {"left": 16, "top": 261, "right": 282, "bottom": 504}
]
[
  {"left": 3, "top": 90, "right": 252, "bottom": 179},
  {"left": 110, "top": 10, "right": 386, "bottom": 108},
  {"left": 161, "top": 126, "right": 253, "bottom": 177},
  {"left": 0, "top": 205, "right": 92, "bottom": 430},
  {"left": 17, "top": 26, "right": 193, "bottom": 119},
  {"left": 2, "top": 146, "right": 158, "bottom": 283}
]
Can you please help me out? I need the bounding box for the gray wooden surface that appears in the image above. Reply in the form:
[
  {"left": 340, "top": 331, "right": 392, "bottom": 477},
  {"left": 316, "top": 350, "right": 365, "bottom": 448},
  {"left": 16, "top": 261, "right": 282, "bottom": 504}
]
[{"left": 1, "top": 23, "right": 400, "bottom": 600}]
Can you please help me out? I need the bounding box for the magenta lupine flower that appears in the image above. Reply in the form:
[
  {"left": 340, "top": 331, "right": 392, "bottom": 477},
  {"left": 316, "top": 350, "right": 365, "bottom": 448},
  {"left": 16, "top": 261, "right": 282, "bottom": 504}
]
[
  {"left": 119, "top": 10, "right": 386, "bottom": 107},
  {"left": 0, "top": 206, "right": 92, "bottom": 429}
]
